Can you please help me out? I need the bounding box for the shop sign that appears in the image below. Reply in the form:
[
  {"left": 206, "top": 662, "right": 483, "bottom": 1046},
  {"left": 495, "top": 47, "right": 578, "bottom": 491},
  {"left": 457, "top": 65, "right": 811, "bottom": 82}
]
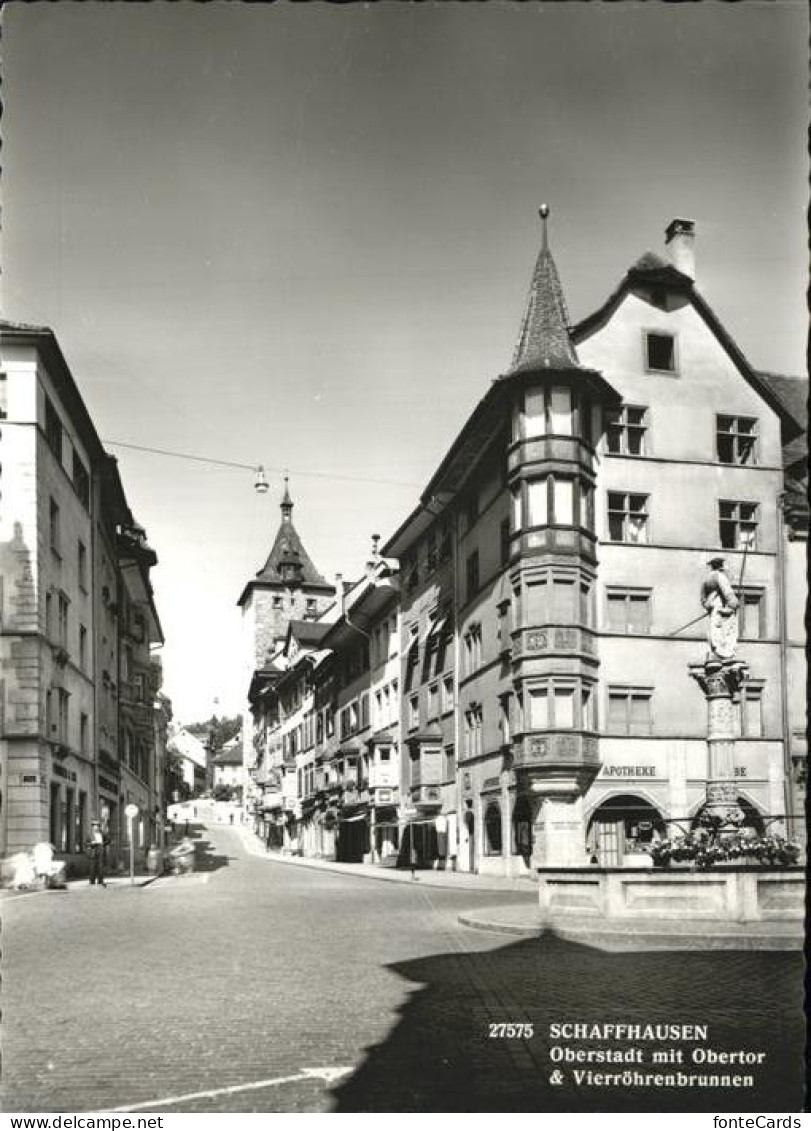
[{"left": 599, "top": 765, "right": 658, "bottom": 778}]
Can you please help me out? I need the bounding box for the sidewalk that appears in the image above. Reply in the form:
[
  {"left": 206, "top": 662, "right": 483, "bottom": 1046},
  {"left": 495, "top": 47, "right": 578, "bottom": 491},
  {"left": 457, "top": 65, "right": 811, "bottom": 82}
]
[
  {"left": 457, "top": 903, "right": 805, "bottom": 951},
  {"left": 236, "top": 824, "right": 538, "bottom": 895},
  {"left": 1, "top": 873, "right": 159, "bottom": 900}
]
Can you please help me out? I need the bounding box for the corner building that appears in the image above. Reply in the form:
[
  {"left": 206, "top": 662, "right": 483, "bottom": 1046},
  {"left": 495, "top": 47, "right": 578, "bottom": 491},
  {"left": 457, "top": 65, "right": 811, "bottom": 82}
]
[{"left": 383, "top": 214, "right": 805, "bottom": 874}]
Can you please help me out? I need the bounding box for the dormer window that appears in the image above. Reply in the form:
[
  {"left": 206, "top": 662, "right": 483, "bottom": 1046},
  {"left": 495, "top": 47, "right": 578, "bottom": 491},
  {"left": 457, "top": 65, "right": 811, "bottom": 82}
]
[{"left": 645, "top": 332, "right": 676, "bottom": 373}]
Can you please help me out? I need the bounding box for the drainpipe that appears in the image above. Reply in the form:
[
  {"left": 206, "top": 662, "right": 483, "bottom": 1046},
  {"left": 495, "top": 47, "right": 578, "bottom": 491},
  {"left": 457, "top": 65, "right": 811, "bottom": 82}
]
[{"left": 775, "top": 493, "right": 794, "bottom": 837}]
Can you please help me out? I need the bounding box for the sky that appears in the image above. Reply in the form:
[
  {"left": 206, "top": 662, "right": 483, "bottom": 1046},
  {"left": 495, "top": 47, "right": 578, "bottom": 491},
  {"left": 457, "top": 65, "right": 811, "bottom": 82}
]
[{"left": 2, "top": 2, "right": 807, "bottom": 723}]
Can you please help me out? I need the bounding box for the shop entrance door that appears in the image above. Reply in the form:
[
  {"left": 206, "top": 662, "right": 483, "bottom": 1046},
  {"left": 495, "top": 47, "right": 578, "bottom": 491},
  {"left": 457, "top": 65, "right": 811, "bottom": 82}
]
[
  {"left": 594, "top": 818, "right": 622, "bottom": 866},
  {"left": 465, "top": 811, "right": 475, "bottom": 873}
]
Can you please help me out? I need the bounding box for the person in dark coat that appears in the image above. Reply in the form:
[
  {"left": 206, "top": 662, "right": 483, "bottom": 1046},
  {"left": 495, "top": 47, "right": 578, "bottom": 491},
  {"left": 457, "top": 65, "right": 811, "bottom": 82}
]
[{"left": 85, "top": 820, "right": 109, "bottom": 886}]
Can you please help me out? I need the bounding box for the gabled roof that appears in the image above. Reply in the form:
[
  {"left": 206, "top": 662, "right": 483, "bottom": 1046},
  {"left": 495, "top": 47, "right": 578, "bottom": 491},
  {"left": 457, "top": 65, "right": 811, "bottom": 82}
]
[
  {"left": 571, "top": 255, "right": 802, "bottom": 439},
  {"left": 286, "top": 619, "right": 332, "bottom": 648}
]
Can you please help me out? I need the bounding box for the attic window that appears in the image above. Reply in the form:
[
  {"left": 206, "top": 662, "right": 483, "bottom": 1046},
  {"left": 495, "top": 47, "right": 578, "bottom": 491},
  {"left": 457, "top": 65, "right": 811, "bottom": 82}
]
[{"left": 645, "top": 332, "right": 676, "bottom": 373}]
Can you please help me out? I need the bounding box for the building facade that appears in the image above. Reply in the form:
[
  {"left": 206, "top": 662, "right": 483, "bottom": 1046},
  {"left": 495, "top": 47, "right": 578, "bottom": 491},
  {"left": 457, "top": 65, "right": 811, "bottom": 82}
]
[
  {"left": 0, "top": 321, "right": 165, "bottom": 874},
  {"left": 241, "top": 215, "right": 806, "bottom": 877}
]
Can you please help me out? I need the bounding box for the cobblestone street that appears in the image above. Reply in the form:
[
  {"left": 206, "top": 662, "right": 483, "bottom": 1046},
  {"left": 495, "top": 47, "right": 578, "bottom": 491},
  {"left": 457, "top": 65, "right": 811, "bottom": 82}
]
[{"left": 1, "top": 823, "right": 804, "bottom": 1113}]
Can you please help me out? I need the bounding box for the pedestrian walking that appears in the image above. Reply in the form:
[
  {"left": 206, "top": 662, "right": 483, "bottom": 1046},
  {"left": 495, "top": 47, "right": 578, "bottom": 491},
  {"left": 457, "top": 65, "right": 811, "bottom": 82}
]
[{"left": 85, "top": 820, "right": 109, "bottom": 886}]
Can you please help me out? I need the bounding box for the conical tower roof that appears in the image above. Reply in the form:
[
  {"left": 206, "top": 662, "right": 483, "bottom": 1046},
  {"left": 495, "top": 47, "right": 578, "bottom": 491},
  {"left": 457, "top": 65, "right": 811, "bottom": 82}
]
[
  {"left": 255, "top": 480, "right": 330, "bottom": 587},
  {"left": 508, "top": 204, "right": 580, "bottom": 375}
]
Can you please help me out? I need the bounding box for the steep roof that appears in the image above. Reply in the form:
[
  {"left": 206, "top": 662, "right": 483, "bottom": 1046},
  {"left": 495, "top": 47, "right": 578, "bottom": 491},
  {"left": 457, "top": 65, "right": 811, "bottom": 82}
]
[
  {"left": 571, "top": 256, "right": 801, "bottom": 439},
  {"left": 507, "top": 205, "right": 580, "bottom": 375},
  {"left": 237, "top": 483, "right": 334, "bottom": 606}
]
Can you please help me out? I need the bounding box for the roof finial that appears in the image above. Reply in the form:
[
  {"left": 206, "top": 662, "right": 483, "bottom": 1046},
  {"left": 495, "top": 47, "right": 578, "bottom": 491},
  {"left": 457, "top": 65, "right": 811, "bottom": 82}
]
[
  {"left": 539, "top": 203, "right": 550, "bottom": 252},
  {"left": 281, "top": 474, "right": 293, "bottom": 521}
]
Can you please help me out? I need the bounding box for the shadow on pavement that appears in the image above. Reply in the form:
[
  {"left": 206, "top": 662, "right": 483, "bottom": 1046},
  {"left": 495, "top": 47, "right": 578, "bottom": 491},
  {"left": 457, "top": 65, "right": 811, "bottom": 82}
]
[
  {"left": 169, "top": 823, "right": 232, "bottom": 873},
  {"left": 331, "top": 930, "right": 804, "bottom": 1113}
]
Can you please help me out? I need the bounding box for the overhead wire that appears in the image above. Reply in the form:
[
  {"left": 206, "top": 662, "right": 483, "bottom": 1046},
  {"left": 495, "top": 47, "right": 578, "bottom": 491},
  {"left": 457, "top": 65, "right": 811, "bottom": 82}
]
[{"left": 104, "top": 439, "right": 423, "bottom": 489}]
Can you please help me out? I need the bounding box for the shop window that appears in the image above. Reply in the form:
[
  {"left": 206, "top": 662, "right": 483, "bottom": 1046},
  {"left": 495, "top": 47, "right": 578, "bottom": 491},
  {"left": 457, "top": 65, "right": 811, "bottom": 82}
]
[
  {"left": 512, "top": 796, "right": 533, "bottom": 859},
  {"left": 645, "top": 332, "right": 676, "bottom": 373},
  {"left": 484, "top": 803, "right": 503, "bottom": 855},
  {"left": 719, "top": 501, "right": 758, "bottom": 551},
  {"left": 587, "top": 795, "right": 666, "bottom": 866},
  {"left": 717, "top": 415, "right": 758, "bottom": 465}
]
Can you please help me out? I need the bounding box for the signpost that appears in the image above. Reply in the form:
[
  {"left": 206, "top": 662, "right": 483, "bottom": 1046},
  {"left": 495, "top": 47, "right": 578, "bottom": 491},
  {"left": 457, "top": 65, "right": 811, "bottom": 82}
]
[{"left": 125, "top": 803, "right": 139, "bottom": 885}]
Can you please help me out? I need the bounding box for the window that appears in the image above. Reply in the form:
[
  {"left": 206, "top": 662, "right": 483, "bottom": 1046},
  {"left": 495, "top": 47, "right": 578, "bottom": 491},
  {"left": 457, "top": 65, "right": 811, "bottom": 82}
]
[
  {"left": 466, "top": 550, "right": 480, "bottom": 601},
  {"left": 549, "top": 386, "right": 572, "bottom": 436},
  {"left": 64, "top": 788, "right": 74, "bottom": 853},
  {"left": 581, "top": 686, "right": 594, "bottom": 731},
  {"left": 739, "top": 685, "right": 764, "bottom": 738},
  {"left": 528, "top": 688, "right": 548, "bottom": 729},
  {"left": 349, "top": 700, "right": 359, "bottom": 732},
  {"left": 606, "top": 405, "right": 648, "bottom": 456},
  {"left": 442, "top": 675, "right": 454, "bottom": 713},
  {"left": 272, "top": 595, "right": 283, "bottom": 609},
  {"left": 79, "top": 625, "right": 87, "bottom": 669},
  {"left": 717, "top": 416, "right": 758, "bottom": 465},
  {"left": 607, "top": 688, "right": 652, "bottom": 736},
  {"left": 133, "top": 672, "right": 145, "bottom": 702},
  {"left": 500, "top": 517, "right": 511, "bottom": 565},
  {"left": 463, "top": 704, "right": 483, "bottom": 758},
  {"left": 76, "top": 791, "right": 87, "bottom": 851},
  {"left": 340, "top": 708, "right": 350, "bottom": 739},
  {"left": 444, "top": 745, "right": 455, "bottom": 781},
  {"left": 50, "top": 498, "right": 61, "bottom": 557},
  {"left": 527, "top": 478, "right": 548, "bottom": 527},
  {"left": 524, "top": 386, "right": 547, "bottom": 438},
  {"left": 551, "top": 578, "right": 576, "bottom": 622},
  {"left": 499, "top": 693, "right": 512, "bottom": 744},
  {"left": 645, "top": 332, "right": 676, "bottom": 373},
  {"left": 78, "top": 542, "right": 88, "bottom": 591},
  {"left": 427, "top": 683, "right": 439, "bottom": 719},
  {"left": 45, "top": 592, "right": 53, "bottom": 641},
  {"left": 554, "top": 687, "right": 575, "bottom": 729},
  {"left": 464, "top": 624, "right": 482, "bottom": 674},
  {"left": 738, "top": 588, "right": 765, "bottom": 640},
  {"left": 607, "top": 492, "right": 649, "bottom": 544},
  {"left": 306, "top": 598, "right": 316, "bottom": 614},
  {"left": 80, "top": 713, "right": 88, "bottom": 755},
  {"left": 606, "top": 588, "right": 652, "bottom": 634},
  {"left": 360, "top": 693, "right": 369, "bottom": 729},
  {"left": 45, "top": 396, "right": 62, "bottom": 460},
  {"left": 50, "top": 782, "right": 61, "bottom": 848},
  {"left": 465, "top": 493, "right": 479, "bottom": 531},
  {"left": 58, "top": 594, "right": 69, "bottom": 649},
  {"left": 57, "top": 688, "right": 70, "bottom": 743},
  {"left": 73, "top": 451, "right": 90, "bottom": 508},
  {"left": 408, "top": 694, "right": 419, "bottom": 730},
  {"left": 552, "top": 478, "right": 574, "bottom": 525},
  {"left": 0, "top": 372, "right": 7, "bottom": 419},
  {"left": 484, "top": 803, "right": 503, "bottom": 855},
  {"left": 719, "top": 501, "right": 758, "bottom": 551}
]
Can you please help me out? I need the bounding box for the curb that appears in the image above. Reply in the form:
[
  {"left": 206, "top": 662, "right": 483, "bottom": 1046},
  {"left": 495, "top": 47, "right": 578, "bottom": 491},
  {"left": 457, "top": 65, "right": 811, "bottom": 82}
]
[
  {"left": 1, "top": 874, "right": 160, "bottom": 900},
  {"left": 457, "top": 912, "right": 805, "bottom": 951},
  {"left": 237, "top": 829, "right": 537, "bottom": 895}
]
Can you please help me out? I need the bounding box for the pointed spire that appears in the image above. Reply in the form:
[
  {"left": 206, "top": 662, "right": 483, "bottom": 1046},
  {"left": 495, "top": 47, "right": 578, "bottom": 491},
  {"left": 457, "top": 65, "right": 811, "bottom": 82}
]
[
  {"left": 509, "top": 204, "right": 579, "bottom": 375},
  {"left": 280, "top": 475, "right": 293, "bottom": 523}
]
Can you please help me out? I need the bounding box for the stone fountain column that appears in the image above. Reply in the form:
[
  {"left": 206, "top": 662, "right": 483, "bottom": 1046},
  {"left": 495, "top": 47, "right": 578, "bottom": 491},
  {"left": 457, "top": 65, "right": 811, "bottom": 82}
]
[{"left": 688, "top": 659, "right": 749, "bottom": 825}]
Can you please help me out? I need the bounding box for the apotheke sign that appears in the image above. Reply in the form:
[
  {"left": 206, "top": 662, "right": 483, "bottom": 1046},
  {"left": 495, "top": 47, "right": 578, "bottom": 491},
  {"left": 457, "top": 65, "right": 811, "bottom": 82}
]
[{"left": 599, "top": 765, "right": 658, "bottom": 778}]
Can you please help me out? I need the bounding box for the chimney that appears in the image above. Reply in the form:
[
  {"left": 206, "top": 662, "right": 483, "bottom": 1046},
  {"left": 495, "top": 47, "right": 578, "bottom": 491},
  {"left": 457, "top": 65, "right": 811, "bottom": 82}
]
[
  {"left": 665, "top": 218, "right": 695, "bottom": 279},
  {"left": 365, "top": 533, "right": 381, "bottom": 577},
  {"left": 335, "top": 573, "right": 345, "bottom": 613}
]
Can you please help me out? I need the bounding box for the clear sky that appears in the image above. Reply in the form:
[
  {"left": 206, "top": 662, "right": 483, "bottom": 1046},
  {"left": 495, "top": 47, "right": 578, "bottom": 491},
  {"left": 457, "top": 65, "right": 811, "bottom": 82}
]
[{"left": 2, "top": 2, "right": 807, "bottom": 723}]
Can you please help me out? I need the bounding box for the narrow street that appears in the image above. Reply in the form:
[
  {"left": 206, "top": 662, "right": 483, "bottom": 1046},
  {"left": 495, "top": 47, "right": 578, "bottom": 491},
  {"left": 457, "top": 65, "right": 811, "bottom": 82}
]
[{"left": 1, "top": 823, "right": 804, "bottom": 1113}]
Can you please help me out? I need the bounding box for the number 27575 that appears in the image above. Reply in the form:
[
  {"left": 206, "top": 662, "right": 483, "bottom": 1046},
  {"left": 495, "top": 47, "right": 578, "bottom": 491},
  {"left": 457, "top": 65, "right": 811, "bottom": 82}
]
[{"left": 488, "top": 1023, "right": 534, "bottom": 1039}]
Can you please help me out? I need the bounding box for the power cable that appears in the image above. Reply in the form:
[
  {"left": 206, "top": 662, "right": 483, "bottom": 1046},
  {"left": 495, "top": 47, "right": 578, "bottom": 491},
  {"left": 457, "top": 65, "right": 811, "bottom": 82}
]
[{"left": 104, "top": 440, "right": 422, "bottom": 489}]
